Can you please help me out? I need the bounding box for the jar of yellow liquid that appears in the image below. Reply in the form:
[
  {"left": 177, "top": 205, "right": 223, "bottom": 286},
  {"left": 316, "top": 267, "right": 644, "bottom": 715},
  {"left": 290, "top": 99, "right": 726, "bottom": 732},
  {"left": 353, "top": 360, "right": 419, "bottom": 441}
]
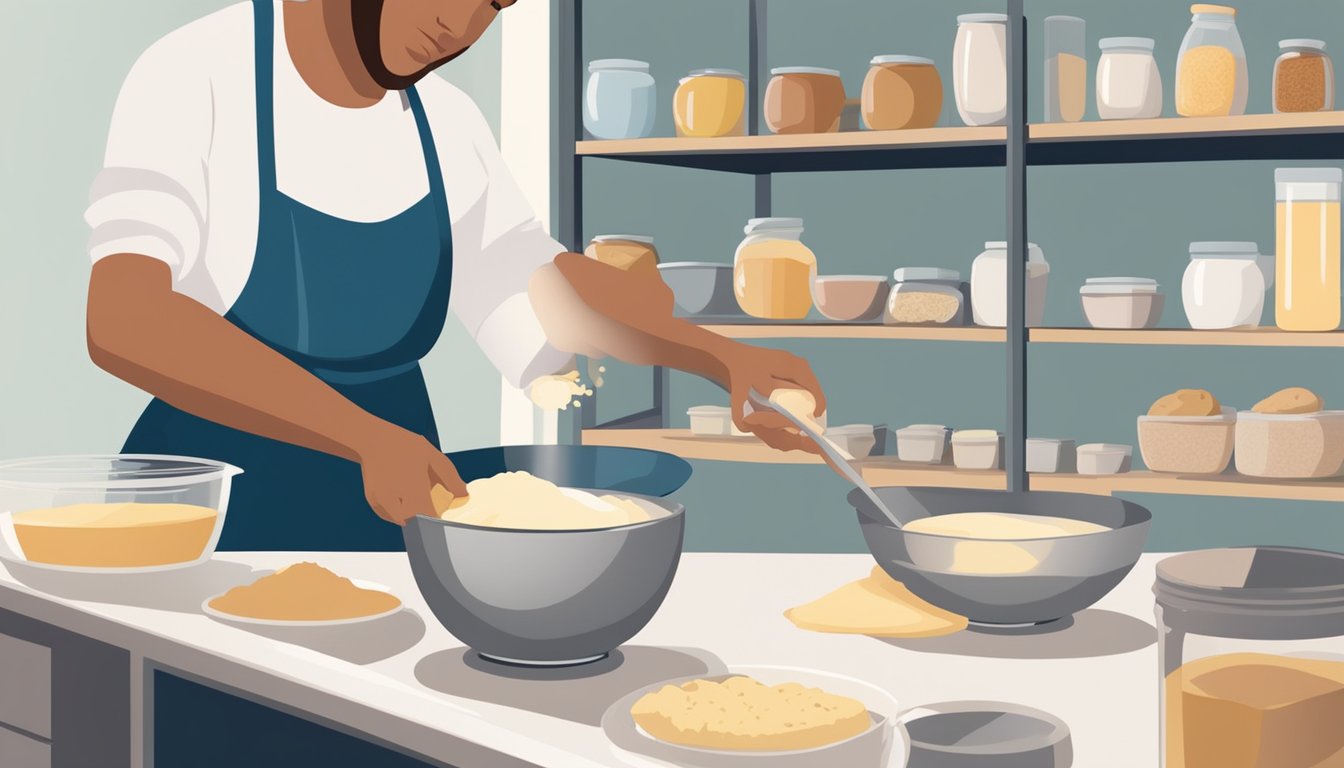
[
  {"left": 733, "top": 218, "right": 817, "bottom": 320},
  {"left": 1275, "top": 168, "right": 1341, "bottom": 331},
  {"left": 674, "top": 69, "right": 747, "bottom": 138}
]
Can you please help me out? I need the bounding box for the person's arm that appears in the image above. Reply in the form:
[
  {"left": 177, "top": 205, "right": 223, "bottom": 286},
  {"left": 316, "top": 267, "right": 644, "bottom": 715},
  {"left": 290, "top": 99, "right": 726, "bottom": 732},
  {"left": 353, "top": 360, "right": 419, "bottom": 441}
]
[{"left": 87, "top": 255, "right": 466, "bottom": 523}]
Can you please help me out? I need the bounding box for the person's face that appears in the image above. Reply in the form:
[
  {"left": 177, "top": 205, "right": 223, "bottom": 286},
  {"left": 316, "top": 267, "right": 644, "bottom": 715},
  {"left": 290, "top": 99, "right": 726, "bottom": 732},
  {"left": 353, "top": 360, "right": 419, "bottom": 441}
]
[{"left": 351, "top": 0, "right": 519, "bottom": 90}]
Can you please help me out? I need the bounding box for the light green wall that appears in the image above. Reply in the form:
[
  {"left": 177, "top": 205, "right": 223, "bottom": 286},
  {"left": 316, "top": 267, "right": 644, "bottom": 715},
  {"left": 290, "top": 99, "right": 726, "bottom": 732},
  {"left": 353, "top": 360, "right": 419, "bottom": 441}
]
[
  {"left": 0, "top": 0, "right": 504, "bottom": 461},
  {"left": 582, "top": 0, "right": 1344, "bottom": 553}
]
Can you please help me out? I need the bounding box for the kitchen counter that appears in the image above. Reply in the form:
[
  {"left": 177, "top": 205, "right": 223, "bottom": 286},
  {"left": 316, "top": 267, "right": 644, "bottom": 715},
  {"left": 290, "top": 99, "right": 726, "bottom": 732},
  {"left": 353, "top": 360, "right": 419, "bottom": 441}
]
[{"left": 0, "top": 552, "right": 1166, "bottom": 767}]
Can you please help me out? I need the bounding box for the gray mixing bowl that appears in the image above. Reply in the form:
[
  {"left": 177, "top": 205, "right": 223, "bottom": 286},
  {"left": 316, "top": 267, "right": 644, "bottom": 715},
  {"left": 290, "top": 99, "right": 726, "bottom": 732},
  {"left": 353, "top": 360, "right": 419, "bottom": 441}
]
[
  {"left": 657, "top": 262, "right": 740, "bottom": 317},
  {"left": 850, "top": 487, "right": 1150, "bottom": 628},
  {"left": 404, "top": 491, "right": 684, "bottom": 666}
]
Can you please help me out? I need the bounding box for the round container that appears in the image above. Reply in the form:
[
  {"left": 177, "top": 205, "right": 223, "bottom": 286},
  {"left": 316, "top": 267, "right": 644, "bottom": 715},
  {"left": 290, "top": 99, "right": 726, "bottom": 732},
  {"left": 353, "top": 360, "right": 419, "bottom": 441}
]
[
  {"left": 1182, "top": 242, "right": 1266, "bottom": 329},
  {"left": 1275, "top": 39, "right": 1335, "bottom": 114},
  {"left": 896, "top": 425, "right": 950, "bottom": 464},
  {"left": 862, "top": 55, "right": 943, "bottom": 130},
  {"left": 733, "top": 218, "right": 818, "bottom": 320},
  {"left": 1154, "top": 547, "right": 1344, "bottom": 768},
  {"left": 1275, "top": 167, "right": 1342, "bottom": 332},
  {"left": 886, "top": 271, "right": 965, "bottom": 326},
  {"left": 953, "top": 14, "right": 1009, "bottom": 126},
  {"left": 764, "top": 67, "right": 846, "bottom": 134},
  {"left": 1097, "top": 38, "right": 1163, "bottom": 120},
  {"left": 1076, "top": 443, "right": 1132, "bottom": 475},
  {"left": 585, "top": 234, "right": 659, "bottom": 273},
  {"left": 674, "top": 69, "right": 747, "bottom": 138},
  {"left": 0, "top": 455, "right": 239, "bottom": 573},
  {"left": 1234, "top": 409, "right": 1344, "bottom": 478},
  {"left": 1176, "top": 4, "right": 1248, "bottom": 117},
  {"left": 687, "top": 405, "right": 731, "bottom": 437},
  {"left": 970, "top": 242, "right": 1049, "bottom": 328},
  {"left": 583, "top": 59, "right": 657, "bottom": 140},
  {"left": 1045, "top": 16, "right": 1087, "bottom": 123},
  {"left": 825, "top": 425, "right": 879, "bottom": 459},
  {"left": 951, "top": 429, "right": 1002, "bottom": 470},
  {"left": 1080, "top": 277, "right": 1165, "bottom": 329},
  {"left": 812, "top": 275, "right": 889, "bottom": 322},
  {"left": 657, "top": 262, "right": 739, "bottom": 318},
  {"left": 1026, "top": 438, "right": 1077, "bottom": 474},
  {"left": 899, "top": 701, "right": 1073, "bottom": 768},
  {"left": 1138, "top": 407, "right": 1237, "bottom": 475}
]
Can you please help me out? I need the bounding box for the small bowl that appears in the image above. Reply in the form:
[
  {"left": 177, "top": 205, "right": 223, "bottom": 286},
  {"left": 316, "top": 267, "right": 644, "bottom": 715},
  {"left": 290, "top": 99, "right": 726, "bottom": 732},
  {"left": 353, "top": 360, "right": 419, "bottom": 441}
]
[
  {"left": 658, "top": 262, "right": 740, "bottom": 317},
  {"left": 812, "top": 275, "right": 890, "bottom": 322},
  {"left": 1080, "top": 278, "right": 1164, "bottom": 329},
  {"left": 1077, "top": 443, "right": 1133, "bottom": 475}
]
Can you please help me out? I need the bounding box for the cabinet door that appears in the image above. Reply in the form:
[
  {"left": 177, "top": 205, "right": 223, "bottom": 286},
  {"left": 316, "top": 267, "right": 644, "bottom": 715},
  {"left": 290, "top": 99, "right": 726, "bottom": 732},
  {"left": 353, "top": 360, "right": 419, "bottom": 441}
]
[
  {"left": 0, "top": 630, "right": 52, "bottom": 739},
  {"left": 0, "top": 726, "right": 52, "bottom": 768}
]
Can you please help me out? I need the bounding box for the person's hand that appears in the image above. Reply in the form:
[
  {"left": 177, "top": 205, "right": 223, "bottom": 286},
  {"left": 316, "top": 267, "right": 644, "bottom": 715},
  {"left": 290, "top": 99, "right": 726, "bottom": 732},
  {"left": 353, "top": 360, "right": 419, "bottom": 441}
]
[
  {"left": 725, "top": 345, "right": 828, "bottom": 454},
  {"left": 356, "top": 423, "right": 467, "bottom": 526}
]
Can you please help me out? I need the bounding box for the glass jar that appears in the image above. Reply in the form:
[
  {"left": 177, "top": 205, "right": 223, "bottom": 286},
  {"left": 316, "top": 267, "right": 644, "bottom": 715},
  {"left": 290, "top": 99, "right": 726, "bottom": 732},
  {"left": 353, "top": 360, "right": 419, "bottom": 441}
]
[
  {"left": 1044, "top": 16, "right": 1087, "bottom": 123},
  {"left": 952, "top": 14, "right": 1009, "bottom": 126},
  {"left": 1274, "top": 39, "right": 1335, "bottom": 114},
  {"left": 584, "top": 235, "right": 659, "bottom": 273},
  {"left": 970, "top": 242, "right": 1049, "bottom": 328},
  {"left": 733, "top": 218, "right": 817, "bottom": 320},
  {"left": 1276, "top": 168, "right": 1342, "bottom": 332},
  {"left": 1154, "top": 547, "right": 1344, "bottom": 768},
  {"left": 886, "top": 268, "right": 965, "bottom": 326},
  {"left": 674, "top": 69, "right": 747, "bottom": 138},
  {"left": 1182, "top": 242, "right": 1266, "bottom": 329},
  {"left": 764, "top": 67, "right": 846, "bottom": 135},
  {"left": 1175, "top": 4, "right": 1248, "bottom": 117},
  {"left": 1097, "top": 38, "right": 1163, "bottom": 120},
  {"left": 861, "top": 56, "right": 943, "bottom": 130},
  {"left": 583, "top": 59, "right": 656, "bottom": 140}
]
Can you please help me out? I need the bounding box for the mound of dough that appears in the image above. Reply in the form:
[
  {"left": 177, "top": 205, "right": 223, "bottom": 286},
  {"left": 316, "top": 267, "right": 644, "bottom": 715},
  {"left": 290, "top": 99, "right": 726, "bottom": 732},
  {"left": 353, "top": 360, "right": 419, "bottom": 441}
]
[
  {"left": 631, "top": 675, "right": 870, "bottom": 752},
  {"left": 437, "top": 471, "right": 652, "bottom": 530},
  {"left": 1253, "top": 387, "right": 1323, "bottom": 415},
  {"left": 208, "top": 562, "right": 400, "bottom": 621},
  {"left": 786, "top": 566, "right": 966, "bottom": 637},
  {"left": 1149, "top": 388, "right": 1222, "bottom": 417}
]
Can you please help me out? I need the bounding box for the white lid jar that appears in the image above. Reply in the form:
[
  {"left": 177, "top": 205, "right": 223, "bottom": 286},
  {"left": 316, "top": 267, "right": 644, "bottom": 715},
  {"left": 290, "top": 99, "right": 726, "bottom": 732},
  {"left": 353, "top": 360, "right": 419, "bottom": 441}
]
[
  {"left": 953, "top": 14, "right": 1009, "bottom": 126},
  {"left": 1097, "top": 38, "right": 1163, "bottom": 120},
  {"left": 970, "top": 241, "right": 1050, "bottom": 328},
  {"left": 733, "top": 218, "right": 817, "bottom": 320},
  {"left": 583, "top": 59, "right": 657, "bottom": 140},
  {"left": 1176, "top": 4, "right": 1248, "bottom": 117},
  {"left": 1182, "top": 242, "right": 1267, "bottom": 329},
  {"left": 1274, "top": 39, "right": 1335, "bottom": 113}
]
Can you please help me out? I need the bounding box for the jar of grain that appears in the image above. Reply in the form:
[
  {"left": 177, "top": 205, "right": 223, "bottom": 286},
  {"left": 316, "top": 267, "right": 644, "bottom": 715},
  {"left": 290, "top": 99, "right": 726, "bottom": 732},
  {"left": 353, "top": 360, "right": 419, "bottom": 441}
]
[
  {"left": 885, "top": 269, "right": 965, "bottom": 326},
  {"left": 764, "top": 67, "right": 846, "bottom": 135},
  {"left": 733, "top": 218, "right": 817, "bottom": 320},
  {"left": 1175, "top": 4, "right": 1248, "bottom": 117},
  {"left": 1274, "top": 39, "right": 1335, "bottom": 113},
  {"left": 674, "top": 69, "right": 748, "bottom": 138},
  {"left": 861, "top": 56, "right": 943, "bottom": 130}
]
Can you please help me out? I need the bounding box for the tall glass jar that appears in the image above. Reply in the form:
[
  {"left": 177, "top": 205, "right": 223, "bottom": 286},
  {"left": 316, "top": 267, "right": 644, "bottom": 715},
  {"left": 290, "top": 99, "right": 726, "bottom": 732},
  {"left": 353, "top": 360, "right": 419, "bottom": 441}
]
[
  {"left": 733, "top": 218, "right": 817, "bottom": 320},
  {"left": 1154, "top": 547, "right": 1344, "bottom": 767},
  {"left": 1175, "top": 4, "right": 1248, "bottom": 117},
  {"left": 1274, "top": 39, "right": 1335, "bottom": 114},
  {"left": 1275, "top": 167, "right": 1342, "bottom": 331},
  {"left": 1044, "top": 16, "right": 1087, "bottom": 123},
  {"left": 953, "top": 14, "right": 1009, "bottom": 126},
  {"left": 583, "top": 59, "right": 656, "bottom": 140},
  {"left": 1097, "top": 38, "right": 1163, "bottom": 120}
]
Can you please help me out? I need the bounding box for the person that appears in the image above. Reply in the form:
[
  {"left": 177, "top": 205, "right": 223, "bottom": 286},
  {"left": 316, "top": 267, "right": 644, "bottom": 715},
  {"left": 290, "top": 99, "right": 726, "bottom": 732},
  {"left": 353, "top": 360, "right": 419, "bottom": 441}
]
[{"left": 85, "top": 0, "right": 826, "bottom": 552}]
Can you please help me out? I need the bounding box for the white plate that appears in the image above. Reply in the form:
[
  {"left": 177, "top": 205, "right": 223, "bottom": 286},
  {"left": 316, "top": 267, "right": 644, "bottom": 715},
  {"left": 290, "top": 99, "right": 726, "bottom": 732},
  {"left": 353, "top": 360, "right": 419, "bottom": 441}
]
[
  {"left": 602, "top": 665, "right": 906, "bottom": 768},
  {"left": 202, "top": 576, "right": 402, "bottom": 627}
]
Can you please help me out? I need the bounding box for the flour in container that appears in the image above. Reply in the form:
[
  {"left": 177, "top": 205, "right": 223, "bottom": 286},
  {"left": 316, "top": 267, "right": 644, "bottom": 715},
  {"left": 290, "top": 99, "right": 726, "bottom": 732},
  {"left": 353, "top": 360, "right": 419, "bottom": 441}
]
[{"left": 438, "top": 471, "right": 656, "bottom": 530}]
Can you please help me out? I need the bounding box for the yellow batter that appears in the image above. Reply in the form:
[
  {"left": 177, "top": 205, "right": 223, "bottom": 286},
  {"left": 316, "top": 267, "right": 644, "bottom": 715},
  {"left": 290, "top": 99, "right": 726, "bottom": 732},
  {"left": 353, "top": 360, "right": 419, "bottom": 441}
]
[
  {"left": 12, "top": 502, "right": 217, "bottom": 568},
  {"left": 787, "top": 566, "right": 967, "bottom": 638},
  {"left": 438, "top": 471, "right": 654, "bottom": 530},
  {"left": 904, "top": 512, "right": 1110, "bottom": 575}
]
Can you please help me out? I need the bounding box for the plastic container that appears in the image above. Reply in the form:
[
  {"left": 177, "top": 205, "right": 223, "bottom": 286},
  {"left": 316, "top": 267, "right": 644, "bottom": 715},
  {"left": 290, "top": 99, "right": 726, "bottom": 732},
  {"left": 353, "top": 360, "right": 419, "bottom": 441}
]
[
  {"left": 734, "top": 218, "right": 818, "bottom": 320},
  {"left": 886, "top": 268, "right": 965, "bottom": 325},
  {"left": 1076, "top": 443, "right": 1132, "bottom": 475},
  {"left": 1026, "top": 438, "right": 1077, "bottom": 474},
  {"left": 862, "top": 55, "right": 943, "bottom": 130},
  {"left": 657, "top": 262, "right": 739, "bottom": 318},
  {"left": 971, "top": 242, "right": 1050, "bottom": 327},
  {"left": 1096, "top": 38, "right": 1163, "bottom": 120},
  {"left": 1176, "top": 4, "right": 1248, "bottom": 118},
  {"left": 1234, "top": 410, "right": 1344, "bottom": 478},
  {"left": 825, "top": 425, "right": 879, "bottom": 459},
  {"left": 583, "top": 59, "right": 657, "bottom": 140},
  {"left": 896, "top": 425, "right": 950, "bottom": 464},
  {"left": 585, "top": 235, "right": 659, "bottom": 273},
  {"left": 812, "top": 275, "right": 889, "bottom": 322},
  {"left": 1138, "top": 407, "right": 1236, "bottom": 475},
  {"left": 1154, "top": 547, "right": 1344, "bottom": 768},
  {"left": 953, "top": 14, "right": 1009, "bottom": 126},
  {"left": 1045, "top": 16, "right": 1087, "bottom": 123},
  {"left": 765, "top": 67, "right": 846, "bottom": 134},
  {"left": 951, "top": 430, "right": 1002, "bottom": 470},
  {"left": 0, "top": 455, "right": 239, "bottom": 572},
  {"left": 674, "top": 69, "right": 747, "bottom": 138},
  {"left": 1182, "top": 242, "right": 1266, "bottom": 329},
  {"left": 1274, "top": 39, "right": 1334, "bottom": 114},
  {"left": 1080, "top": 277, "right": 1165, "bottom": 329},
  {"left": 1275, "top": 168, "right": 1342, "bottom": 332}
]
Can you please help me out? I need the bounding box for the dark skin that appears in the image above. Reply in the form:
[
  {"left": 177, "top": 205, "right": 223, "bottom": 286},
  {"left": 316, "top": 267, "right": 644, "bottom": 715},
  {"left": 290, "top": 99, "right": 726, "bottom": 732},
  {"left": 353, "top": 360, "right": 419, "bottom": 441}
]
[{"left": 87, "top": 0, "right": 825, "bottom": 528}]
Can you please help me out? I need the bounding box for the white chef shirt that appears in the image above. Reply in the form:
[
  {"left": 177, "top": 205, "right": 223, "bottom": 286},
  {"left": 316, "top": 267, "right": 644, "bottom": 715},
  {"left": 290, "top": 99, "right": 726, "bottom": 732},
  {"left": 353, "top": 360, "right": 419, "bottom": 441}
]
[{"left": 85, "top": 1, "right": 571, "bottom": 388}]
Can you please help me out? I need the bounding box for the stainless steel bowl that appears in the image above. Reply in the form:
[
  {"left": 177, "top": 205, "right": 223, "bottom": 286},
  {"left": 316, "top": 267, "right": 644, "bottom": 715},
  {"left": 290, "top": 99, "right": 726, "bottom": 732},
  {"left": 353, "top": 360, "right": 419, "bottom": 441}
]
[
  {"left": 404, "top": 490, "right": 685, "bottom": 666},
  {"left": 657, "top": 262, "right": 740, "bottom": 317},
  {"left": 850, "top": 487, "right": 1150, "bottom": 628}
]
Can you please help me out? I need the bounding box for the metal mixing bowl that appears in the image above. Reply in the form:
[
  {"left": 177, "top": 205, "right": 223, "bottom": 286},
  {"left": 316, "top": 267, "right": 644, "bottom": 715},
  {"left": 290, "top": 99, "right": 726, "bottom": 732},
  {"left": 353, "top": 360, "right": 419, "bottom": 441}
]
[{"left": 850, "top": 487, "right": 1151, "bottom": 628}]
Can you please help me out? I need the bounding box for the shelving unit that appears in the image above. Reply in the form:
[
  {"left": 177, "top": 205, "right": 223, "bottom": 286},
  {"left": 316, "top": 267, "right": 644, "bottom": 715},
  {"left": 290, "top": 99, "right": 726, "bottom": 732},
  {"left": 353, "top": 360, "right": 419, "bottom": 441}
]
[{"left": 554, "top": 0, "right": 1344, "bottom": 504}]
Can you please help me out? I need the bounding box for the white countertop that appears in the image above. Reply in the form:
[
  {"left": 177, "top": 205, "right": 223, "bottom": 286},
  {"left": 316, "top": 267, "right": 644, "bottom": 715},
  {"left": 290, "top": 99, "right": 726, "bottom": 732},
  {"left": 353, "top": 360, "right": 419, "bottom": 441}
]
[{"left": 0, "top": 552, "right": 1167, "bottom": 767}]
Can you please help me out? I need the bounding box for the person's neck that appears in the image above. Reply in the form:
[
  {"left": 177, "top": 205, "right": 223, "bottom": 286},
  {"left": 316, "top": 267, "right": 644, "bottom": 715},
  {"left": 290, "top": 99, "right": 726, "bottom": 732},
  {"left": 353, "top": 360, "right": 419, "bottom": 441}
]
[{"left": 283, "top": 0, "right": 386, "bottom": 108}]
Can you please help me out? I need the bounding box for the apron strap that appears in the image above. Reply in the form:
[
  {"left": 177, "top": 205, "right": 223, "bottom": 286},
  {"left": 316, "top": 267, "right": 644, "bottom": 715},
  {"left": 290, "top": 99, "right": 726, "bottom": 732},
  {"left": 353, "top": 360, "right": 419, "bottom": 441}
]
[
  {"left": 250, "top": 0, "right": 279, "bottom": 197},
  {"left": 404, "top": 86, "right": 453, "bottom": 256}
]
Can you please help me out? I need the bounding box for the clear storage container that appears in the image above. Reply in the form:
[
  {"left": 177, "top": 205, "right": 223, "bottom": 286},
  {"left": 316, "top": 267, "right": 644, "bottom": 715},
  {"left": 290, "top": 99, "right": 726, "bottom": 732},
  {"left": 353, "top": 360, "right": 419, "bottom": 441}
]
[
  {"left": 583, "top": 59, "right": 657, "bottom": 140},
  {"left": 1097, "top": 38, "right": 1163, "bottom": 120},
  {"left": 886, "top": 268, "right": 965, "bottom": 325},
  {"left": 970, "top": 242, "right": 1049, "bottom": 327},
  {"left": 1155, "top": 547, "right": 1344, "bottom": 768},
  {"left": 896, "top": 425, "right": 950, "bottom": 464},
  {"left": 1274, "top": 39, "right": 1335, "bottom": 114},
  {"left": 1045, "top": 16, "right": 1087, "bottom": 123},
  {"left": 1182, "top": 242, "right": 1266, "bottom": 329},
  {"left": 765, "top": 67, "right": 846, "bottom": 134},
  {"left": 951, "top": 430, "right": 1002, "bottom": 470},
  {"left": 953, "top": 14, "right": 1009, "bottom": 126},
  {"left": 1026, "top": 438, "right": 1077, "bottom": 474},
  {"left": 1076, "top": 443, "right": 1132, "bottom": 474},
  {"left": 1176, "top": 4, "right": 1248, "bottom": 117},
  {"left": 1276, "top": 168, "right": 1342, "bottom": 331},
  {"left": 733, "top": 218, "right": 818, "bottom": 320},
  {"left": 674, "top": 69, "right": 747, "bottom": 138}
]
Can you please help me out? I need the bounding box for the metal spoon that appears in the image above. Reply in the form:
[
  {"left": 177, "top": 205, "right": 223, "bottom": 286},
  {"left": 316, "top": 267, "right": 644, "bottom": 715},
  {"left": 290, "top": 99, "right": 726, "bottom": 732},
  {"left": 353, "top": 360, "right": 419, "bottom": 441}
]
[{"left": 748, "top": 390, "right": 904, "bottom": 529}]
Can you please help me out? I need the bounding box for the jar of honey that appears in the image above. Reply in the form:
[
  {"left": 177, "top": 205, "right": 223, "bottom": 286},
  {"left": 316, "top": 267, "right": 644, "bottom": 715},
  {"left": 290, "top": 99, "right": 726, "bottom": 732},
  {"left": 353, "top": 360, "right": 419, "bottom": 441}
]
[
  {"left": 862, "top": 55, "right": 943, "bottom": 130},
  {"left": 733, "top": 218, "right": 817, "bottom": 320},
  {"left": 674, "top": 69, "right": 748, "bottom": 138}
]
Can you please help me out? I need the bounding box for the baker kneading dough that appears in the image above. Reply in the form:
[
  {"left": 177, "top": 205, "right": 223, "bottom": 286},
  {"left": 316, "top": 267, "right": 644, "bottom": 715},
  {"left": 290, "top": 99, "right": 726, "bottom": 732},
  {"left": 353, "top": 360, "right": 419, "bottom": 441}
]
[
  {"left": 435, "top": 471, "right": 652, "bottom": 530},
  {"left": 786, "top": 566, "right": 967, "bottom": 638}
]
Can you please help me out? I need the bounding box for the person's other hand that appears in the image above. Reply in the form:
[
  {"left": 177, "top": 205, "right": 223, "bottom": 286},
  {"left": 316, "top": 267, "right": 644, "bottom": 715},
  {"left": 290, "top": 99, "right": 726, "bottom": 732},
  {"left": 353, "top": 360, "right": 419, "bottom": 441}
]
[
  {"left": 357, "top": 424, "right": 467, "bottom": 526},
  {"left": 725, "top": 345, "right": 827, "bottom": 454}
]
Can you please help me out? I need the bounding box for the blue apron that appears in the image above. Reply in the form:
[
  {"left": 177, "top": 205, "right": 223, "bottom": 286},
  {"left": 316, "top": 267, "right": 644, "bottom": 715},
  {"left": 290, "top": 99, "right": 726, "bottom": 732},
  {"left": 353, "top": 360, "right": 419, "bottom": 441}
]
[{"left": 122, "top": 0, "right": 453, "bottom": 552}]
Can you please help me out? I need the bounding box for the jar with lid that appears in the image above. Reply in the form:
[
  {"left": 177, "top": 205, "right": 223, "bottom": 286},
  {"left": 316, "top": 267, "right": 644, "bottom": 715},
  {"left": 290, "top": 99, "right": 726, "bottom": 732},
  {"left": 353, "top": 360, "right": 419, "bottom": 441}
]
[
  {"left": 584, "top": 235, "right": 659, "bottom": 274},
  {"left": 861, "top": 56, "right": 943, "bottom": 130},
  {"left": 674, "top": 69, "right": 747, "bottom": 138},
  {"left": 765, "top": 67, "right": 846, "bottom": 135},
  {"left": 583, "top": 59, "right": 656, "bottom": 140},
  {"left": 886, "top": 268, "right": 965, "bottom": 326},
  {"left": 970, "top": 242, "right": 1050, "bottom": 327},
  {"left": 1044, "top": 16, "right": 1087, "bottom": 123},
  {"left": 1097, "top": 38, "right": 1163, "bottom": 120},
  {"left": 1175, "top": 4, "right": 1248, "bottom": 117},
  {"left": 1154, "top": 547, "right": 1344, "bottom": 767},
  {"left": 1182, "top": 241, "right": 1267, "bottom": 329},
  {"left": 1274, "top": 39, "right": 1335, "bottom": 114},
  {"left": 953, "top": 14, "right": 1009, "bottom": 126},
  {"left": 733, "top": 218, "right": 817, "bottom": 320},
  {"left": 1275, "top": 167, "right": 1342, "bottom": 332}
]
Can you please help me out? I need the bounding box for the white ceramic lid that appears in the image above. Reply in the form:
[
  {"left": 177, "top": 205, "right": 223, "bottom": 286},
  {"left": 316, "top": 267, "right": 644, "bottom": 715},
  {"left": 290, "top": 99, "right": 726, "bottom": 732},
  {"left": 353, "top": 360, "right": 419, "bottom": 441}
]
[
  {"left": 1099, "top": 37, "right": 1156, "bottom": 51},
  {"left": 687, "top": 68, "right": 746, "bottom": 79},
  {"left": 1188, "top": 241, "right": 1259, "bottom": 259},
  {"left": 588, "top": 59, "right": 650, "bottom": 72},
  {"left": 958, "top": 13, "right": 1008, "bottom": 24},
  {"left": 770, "top": 66, "right": 841, "bottom": 77},
  {"left": 1027, "top": 437, "right": 1074, "bottom": 446},
  {"left": 1080, "top": 277, "right": 1159, "bottom": 295},
  {"left": 952, "top": 429, "right": 1000, "bottom": 442},
  {"left": 900, "top": 424, "right": 949, "bottom": 432},
  {"left": 1280, "top": 39, "right": 1327, "bottom": 50},
  {"left": 687, "top": 405, "right": 731, "bottom": 415},
  {"left": 815, "top": 274, "right": 888, "bottom": 283},
  {"left": 870, "top": 55, "right": 935, "bottom": 66},
  {"left": 744, "top": 217, "right": 804, "bottom": 234},
  {"left": 894, "top": 267, "right": 961, "bottom": 282},
  {"left": 1077, "top": 443, "right": 1133, "bottom": 455},
  {"left": 591, "top": 234, "right": 654, "bottom": 244}
]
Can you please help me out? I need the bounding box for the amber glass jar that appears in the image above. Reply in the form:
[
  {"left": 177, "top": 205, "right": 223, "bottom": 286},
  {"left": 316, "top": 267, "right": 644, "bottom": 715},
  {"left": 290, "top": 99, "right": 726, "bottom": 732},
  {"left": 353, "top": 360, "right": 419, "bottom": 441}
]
[
  {"left": 674, "top": 69, "right": 747, "bottom": 138},
  {"left": 764, "top": 67, "right": 846, "bottom": 134},
  {"left": 862, "top": 55, "right": 943, "bottom": 130},
  {"left": 1274, "top": 39, "right": 1334, "bottom": 113}
]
